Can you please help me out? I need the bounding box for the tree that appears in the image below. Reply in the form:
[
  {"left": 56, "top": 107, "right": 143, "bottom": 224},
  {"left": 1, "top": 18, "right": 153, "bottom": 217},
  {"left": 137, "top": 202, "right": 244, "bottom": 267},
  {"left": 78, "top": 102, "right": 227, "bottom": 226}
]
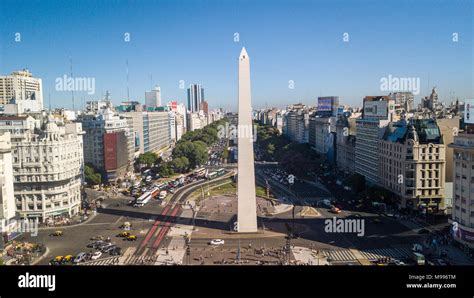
[
  {"left": 84, "top": 165, "right": 102, "bottom": 185},
  {"left": 266, "top": 143, "right": 276, "bottom": 156},
  {"left": 172, "top": 140, "right": 208, "bottom": 168},
  {"left": 348, "top": 173, "right": 366, "bottom": 193},
  {"left": 171, "top": 157, "right": 190, "bottom": 173},
  {"left": 158, "top": 162, "right": 175, "bottom": 177},
  {"left": 138, "top": 152, "right": 158, "bottom": 167}
]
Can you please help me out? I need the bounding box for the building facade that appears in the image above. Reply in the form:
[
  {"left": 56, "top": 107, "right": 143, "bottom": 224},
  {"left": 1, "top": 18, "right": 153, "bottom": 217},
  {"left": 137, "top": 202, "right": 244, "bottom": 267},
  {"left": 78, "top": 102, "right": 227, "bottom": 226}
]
[
  {"left": 0, "top": 69, "right": 43, "bottom": 112},
  {"left": 187, "top": 84, "right": 204, "bottom": 113},
  {"left": 379, "top": 119, "right": 446, "bottom": 213},
  {"left": 0, "top": 132, "right": 15, "bottom": 222},
  {"left": 449, "top": 124, "right": 474, "bottom": 250},
  {"left": 0, "top": 115, "right": 84, "bottom": 223},
  {"left": 80, "top": 109, "right": 134, "bottom": 180}
]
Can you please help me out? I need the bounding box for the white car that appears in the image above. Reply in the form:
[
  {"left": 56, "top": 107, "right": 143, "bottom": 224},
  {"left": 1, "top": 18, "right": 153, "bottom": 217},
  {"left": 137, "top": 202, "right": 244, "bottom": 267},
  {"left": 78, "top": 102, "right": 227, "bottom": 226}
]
[
  {"left": 91, "top": 251, "right": 102, "bottom": 260},
  {"left": 209, "top": 239, "right": 225, "bottom": 245}
]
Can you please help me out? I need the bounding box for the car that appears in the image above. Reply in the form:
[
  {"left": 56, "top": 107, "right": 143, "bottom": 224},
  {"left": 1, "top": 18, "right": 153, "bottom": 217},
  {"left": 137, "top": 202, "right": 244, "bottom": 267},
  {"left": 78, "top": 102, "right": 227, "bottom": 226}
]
[
  {"left": 62, "top": 255, "right": 74, "bottom": 262},
  {"left": 51, "top": 230, "right": 63, "bottom": 237},
  {"left": 209, "top": 239, "right": 225, "bottom": 245},
  {"left": 100, "top": 243, "right": 114, "bottom": 251},
  {"left": 125, "top": 235, "right": 137, "bottom": 241},
  {"left": 330, "top": 206, "right": 341, "bottom": 214},
  {"left": 117, "top": 232, "right": 130, "bottom": 238},
  {"left": 74, "top": 252, "right": 87, "bottom": 263},
  {"left": 103, "top": 245, "right": 117, "bottom": 254},
  {"left": 91, "top": 251, "right": 102, "bottom": 260},
  {"left": 109, "top": 247, "right": 122, "bottom": 256},
  {"left": 50, "top": 256, "right": 64, "bottom": 265}
]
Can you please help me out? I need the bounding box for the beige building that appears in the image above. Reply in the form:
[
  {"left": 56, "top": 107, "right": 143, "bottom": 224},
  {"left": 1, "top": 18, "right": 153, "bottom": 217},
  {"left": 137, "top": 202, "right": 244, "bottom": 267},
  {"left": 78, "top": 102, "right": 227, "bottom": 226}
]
[
  {"left": 448, "top": 124, "right": 474, "bottom": 249},
  {"left": 0, "top": 69, "right": 43, "bottom": 112},
  {"left": 379, "top": 119, "right": 446, "bottom": 213}
]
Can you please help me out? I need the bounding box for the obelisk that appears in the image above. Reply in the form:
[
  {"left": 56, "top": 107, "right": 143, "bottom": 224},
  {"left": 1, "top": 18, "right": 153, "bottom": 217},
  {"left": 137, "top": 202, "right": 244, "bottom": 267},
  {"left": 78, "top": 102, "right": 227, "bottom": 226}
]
[{"left": 237, "top": 47, "right": 258, "bottom": 233}]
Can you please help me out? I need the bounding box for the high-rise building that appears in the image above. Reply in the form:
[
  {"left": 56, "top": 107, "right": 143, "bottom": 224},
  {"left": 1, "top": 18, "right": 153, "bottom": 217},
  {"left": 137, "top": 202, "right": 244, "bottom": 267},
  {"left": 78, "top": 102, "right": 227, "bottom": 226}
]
[
  {"left": 283, "top": 104, "right": 313, "bottom": 144},
  {"left": 187, "top": 84, "right": 204, "bottom": 113},
  {"left": 449, "top": 124, "right": 474, "bottom": 250},
  {"left": 145, "top": 86, "right": 162, "bottom": 109},
  {"left": 0, "top": 132, "right": 15, "bottom": 223},
  {"left": 355, "top": 96, "right": 394, "bottom": 184},
  {"left": 0, "top": 69, "right": 43, "bottom": 112},
  {"left": 389, "top": 92, "right": 414, "bottom": 113},
  {"left": 379, "top": 119, "right": 446, "bottom": 213},
  {"left": 0, "top": 115, "right": 84, "bottom": 222},
  {"left": 80, "top": 109, "right": 134, "bottom": 180}
]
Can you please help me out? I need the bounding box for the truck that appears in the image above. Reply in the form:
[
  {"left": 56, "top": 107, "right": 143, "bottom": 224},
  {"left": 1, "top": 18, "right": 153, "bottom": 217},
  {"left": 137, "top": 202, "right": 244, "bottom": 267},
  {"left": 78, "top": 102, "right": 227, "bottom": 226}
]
[{"left": 412, "top": 252, "right": 425, "bottom": 265}]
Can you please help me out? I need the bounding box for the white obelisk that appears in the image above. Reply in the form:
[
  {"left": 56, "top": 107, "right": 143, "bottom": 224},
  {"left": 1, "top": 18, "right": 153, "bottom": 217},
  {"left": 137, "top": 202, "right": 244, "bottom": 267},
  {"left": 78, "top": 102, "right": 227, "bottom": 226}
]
[{"left": 237, "top": 47, "right": 258, "bottom": 233}]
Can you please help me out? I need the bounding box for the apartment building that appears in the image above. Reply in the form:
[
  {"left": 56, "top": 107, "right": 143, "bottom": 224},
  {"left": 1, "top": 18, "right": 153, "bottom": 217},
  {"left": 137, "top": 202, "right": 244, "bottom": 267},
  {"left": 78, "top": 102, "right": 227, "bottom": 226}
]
[{"left": 379, "top": 119, "right": 446, "bottom": 213}]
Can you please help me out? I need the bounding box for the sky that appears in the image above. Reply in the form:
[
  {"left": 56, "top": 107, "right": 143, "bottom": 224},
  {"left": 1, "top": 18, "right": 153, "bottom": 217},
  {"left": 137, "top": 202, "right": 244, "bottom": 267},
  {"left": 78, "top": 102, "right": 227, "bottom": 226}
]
[{"left": 0, "top": 0, "right": 472, "bottom": 111}]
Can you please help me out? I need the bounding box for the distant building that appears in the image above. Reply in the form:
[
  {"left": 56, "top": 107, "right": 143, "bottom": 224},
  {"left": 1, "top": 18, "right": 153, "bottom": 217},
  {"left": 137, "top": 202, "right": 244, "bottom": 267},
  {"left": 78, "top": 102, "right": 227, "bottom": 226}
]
[
  {"left": 283, "top": 104, "right": 313, "bottom": 144},
  {"left": 0, "top": 69, "right": 43, "bottom": 112},
  {"left": 389, "top": 92, "right": 414, "bottom": 113},
  {"left": 187, "top": 84, "right": 204, "bottom": 113},
  {"left": 316, "top": 96, "right": 339, "bottom": 117},
  {"left": 200, "top": 100, "right": 209, "bottom": 116},
  {"left": 355, "top": 96, "right": 394, "bottom": 184},
  {"left": 145, "top": 86, "right": 161, "bottom": 109}
]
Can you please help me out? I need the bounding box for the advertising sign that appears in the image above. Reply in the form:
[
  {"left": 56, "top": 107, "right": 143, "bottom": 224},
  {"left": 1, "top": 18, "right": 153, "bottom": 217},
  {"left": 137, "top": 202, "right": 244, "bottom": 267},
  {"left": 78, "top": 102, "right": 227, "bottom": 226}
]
[{"left": 364, "top": 100, "right": 388, "bottom": 119}]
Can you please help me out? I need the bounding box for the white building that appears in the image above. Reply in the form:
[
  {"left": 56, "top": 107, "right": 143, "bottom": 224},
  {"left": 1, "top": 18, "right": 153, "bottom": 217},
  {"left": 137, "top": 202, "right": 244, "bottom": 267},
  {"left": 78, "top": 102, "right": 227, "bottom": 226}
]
[
  {"left": 145, "top": 86, "right": 162, "bottom": 109},
  {"left": 0, "top": 69, "right": 43, "bottom": 112},
  {"left": 0, "top": 115, "right": 84, "bottom": 222},
  {"left": 0, "top": 132, "right": 15, "bottom": 222}
]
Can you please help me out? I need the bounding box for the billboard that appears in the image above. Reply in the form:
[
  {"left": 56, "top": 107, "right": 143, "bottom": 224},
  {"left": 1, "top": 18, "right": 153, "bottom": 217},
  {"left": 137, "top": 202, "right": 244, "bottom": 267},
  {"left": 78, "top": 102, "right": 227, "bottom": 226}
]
[
  {"left": 465, "top": 99, "right": 474, "bottom": 124},
  {"left": 363, "top": 100, "right": 388, "bottom": 119},
  {"left": 104, "top": 131, "right": 129, "bottom": 172},
  {"left": 317, "top": 96, "right": 339, "bottom": 112}
]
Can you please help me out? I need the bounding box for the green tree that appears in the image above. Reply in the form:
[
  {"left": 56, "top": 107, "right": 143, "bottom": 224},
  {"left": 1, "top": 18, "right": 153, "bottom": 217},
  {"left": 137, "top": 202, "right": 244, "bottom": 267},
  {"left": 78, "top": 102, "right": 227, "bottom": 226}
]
[
  {"left": 171, "top": 156, "right": 190, "bottom": 173},
  {"left": 266, "top": 143, "right": 276, "bottom": 156},
  {"left": 84, "top": 165, "right": 102, "bottom": 185},
  {"left": 158, "top": 162, "right": 175, "bottom": 177},
  {"left": 138, "top": 152, "right": 158, "bottom": 167}
]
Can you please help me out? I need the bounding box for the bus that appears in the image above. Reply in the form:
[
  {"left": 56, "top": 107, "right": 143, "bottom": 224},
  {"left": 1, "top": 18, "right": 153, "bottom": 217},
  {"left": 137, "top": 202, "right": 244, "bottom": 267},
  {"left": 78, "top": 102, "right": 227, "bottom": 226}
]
[
  {"left": 216, "top": 168, "right": 225, "bottom": 176},
  {"left": 150, "top": 187, "right": 160, "bottom": 199},
  {"left": 194, "top": 168, "right": 206, "bottom": 177},
  {"left": 156, "top": 183, "right": 168, "bottom": 190},
  {"left": 134, "top": 192, "right": 152, "bottom": 207},
  {"left": 207, "top": 171, "right": 218, "bottom": 180}
]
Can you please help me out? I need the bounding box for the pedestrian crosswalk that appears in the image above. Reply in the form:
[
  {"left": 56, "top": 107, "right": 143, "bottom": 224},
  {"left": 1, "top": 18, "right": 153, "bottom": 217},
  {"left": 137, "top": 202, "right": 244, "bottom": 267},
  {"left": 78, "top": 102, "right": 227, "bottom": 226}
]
[
  {"left": 79, "top": 256, "right": 120, "bottom": 266},
  {"left": 359, "top": 246, "right": 413, "bottom": 261},
  {"left": 317, "top": 245, "right": 413, "bottom": 262},
  {"left": 320, "top": 249, "right": 356, "bottom": 262}
]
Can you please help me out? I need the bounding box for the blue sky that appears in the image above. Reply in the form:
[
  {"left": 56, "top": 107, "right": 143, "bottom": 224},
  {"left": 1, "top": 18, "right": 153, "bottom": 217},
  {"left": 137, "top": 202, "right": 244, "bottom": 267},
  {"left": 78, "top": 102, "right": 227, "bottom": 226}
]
[{"left": 0, "top": 0, "right": 472, "bottom": 111}]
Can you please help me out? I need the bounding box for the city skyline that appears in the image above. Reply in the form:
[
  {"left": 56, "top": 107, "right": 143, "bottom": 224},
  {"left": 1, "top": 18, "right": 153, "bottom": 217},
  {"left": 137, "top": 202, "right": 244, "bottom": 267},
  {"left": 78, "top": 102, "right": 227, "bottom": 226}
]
[{"left": 0, "top": 0, "right": 472, "bottom": 111}]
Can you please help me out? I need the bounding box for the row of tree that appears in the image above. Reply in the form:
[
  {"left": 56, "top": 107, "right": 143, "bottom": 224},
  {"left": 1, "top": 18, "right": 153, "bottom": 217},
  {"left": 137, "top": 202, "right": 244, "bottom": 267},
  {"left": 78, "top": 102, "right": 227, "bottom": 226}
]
[{"left": 256, "top": 123, "right": 320, "bottom": 177}]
